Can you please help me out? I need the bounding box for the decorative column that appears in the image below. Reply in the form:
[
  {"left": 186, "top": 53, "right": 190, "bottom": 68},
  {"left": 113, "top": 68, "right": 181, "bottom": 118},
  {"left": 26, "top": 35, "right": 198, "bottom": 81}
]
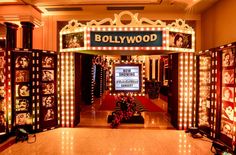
[
  {"left": 4, "top": 22, "right": 18, "bottom": 49},
  {"left": 21, "top": 22, "right": 34, "bottom": 49}
]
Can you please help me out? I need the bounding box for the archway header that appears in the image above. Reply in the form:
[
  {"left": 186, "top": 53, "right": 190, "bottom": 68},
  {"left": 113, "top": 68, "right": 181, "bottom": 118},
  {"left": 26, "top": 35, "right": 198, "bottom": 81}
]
[{"left": 60, "top": 11, "right": 195, "bottom": 54}]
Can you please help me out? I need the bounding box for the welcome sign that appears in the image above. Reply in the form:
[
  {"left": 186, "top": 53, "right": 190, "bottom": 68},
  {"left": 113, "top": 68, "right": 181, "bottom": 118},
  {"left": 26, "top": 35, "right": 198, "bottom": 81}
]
[{"left": 90, "top": 31, "right": 163, "bottom": 47}]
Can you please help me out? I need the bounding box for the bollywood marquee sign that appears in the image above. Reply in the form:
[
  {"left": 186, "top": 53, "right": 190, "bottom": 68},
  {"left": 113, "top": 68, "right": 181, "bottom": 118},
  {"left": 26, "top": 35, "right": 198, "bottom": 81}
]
[{"left": 60, "top": 11, "right": 195, "bottom": 53}]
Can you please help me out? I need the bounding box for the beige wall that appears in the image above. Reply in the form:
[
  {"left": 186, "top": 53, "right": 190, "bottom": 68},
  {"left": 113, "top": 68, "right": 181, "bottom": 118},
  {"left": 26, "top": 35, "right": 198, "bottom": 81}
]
[{"left": 201, "top": 0, "right": 236, "bottom": 50}]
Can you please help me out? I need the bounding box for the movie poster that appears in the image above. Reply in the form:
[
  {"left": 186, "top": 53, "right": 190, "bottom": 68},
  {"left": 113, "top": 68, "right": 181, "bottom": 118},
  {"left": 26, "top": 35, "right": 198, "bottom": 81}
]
[
  {"left": 15, "top": 112, "right": 31, "bottom": 125},
  {"left": 15, "top": 84, "right": 30, "bottom": 97},
  {"left": 15, "top": 55, "right": 29, "bottom": 69},
  {"left": 43, "top": 109, "right": 54, "bottom": 121},
  {"left": 222, "top": 69, "right": 234, "bottom": 84},
  {"left": 42, "top": 96, "right": 54, "bottom": 108},
  {"left": 15, "top": 70, "right": 30, "bottom": 82},
  {"left": 42, "top": 83, "right": 54, "bottom": 94},
  {"left": 222, "top": 48, "right": 234, "bottom": 67},
  {"left": 169, "top": 32, "right": 192, "bottom": 49},
  {"left": 222, "top": 87, "right": 234, "bottom": 102},
  {"left": 221, "top": 120, "right": 233, "bottom": 139},
  {"left": 16, "top": 99, "right": 29, "bottom": 112},
  {"left": 42, "top": 70, "right": 54, "bottom": 81},
  {"left": 42, "top": 56, "right": 54, "bottom": 68}
]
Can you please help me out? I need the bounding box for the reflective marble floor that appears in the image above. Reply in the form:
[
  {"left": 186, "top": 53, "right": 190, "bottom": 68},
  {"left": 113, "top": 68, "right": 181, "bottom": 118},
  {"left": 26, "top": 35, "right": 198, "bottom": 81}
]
[
  {"left": 1, "top": 128, "right": 214, "bottom": 155},
  {"left": 78, "top": 94, "right": 174, "bottom": 129}
]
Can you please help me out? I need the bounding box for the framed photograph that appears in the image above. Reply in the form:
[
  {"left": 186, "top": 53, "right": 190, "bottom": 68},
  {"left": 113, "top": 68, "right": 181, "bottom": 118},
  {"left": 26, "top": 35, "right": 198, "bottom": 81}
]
[
  {"left": 0, "top": 69, "right": 4, "bottom": 83},
  {"left": 15, "top": 70, "right": 30, "bottom": 82},
  {"left": 15, "top": 112, "right": 30, "bottom": 125},
  {"left": 15, "top": 56, "right": 29, "bottom": 69},
  {"left": 222, "top": 87, "right": 234, "bottom": 102},
  {"left": 42, "top": 56, "right": 54, "bottom": 68},
  {"left": 221, "top": 120, "right": 233, "bottom": 138},
  {"left": 222, "top": 48, "right": 234, "bottom": 67},
  {"left": 42, "top": 83, "right": 54, "bottom": 94},
  {"left": 0, "top": 56, "right": 4, "bottom": 68},
  {"left": 16, "top": 84, "right": 30, "bottom": 97},
  {"left": 42, "top": 96, "right": 54, "bottom": 108},
  {"left": 42, "top": 70, "right": 54, "bottom": 81},
  {"left": 222, "top": 102, "right": 234, "bottom": 121},
  {"left": 44, "top": 109, "right": 54, "bottom": 121},
  {"left": 169, "top": 32, "right": 192, "bottom": 49},
  {"left": 16, "top": 99, "right": 29, "bottom": 112},
  {"left": 222, "top": 69, "right": 234, "bottom": 84}
]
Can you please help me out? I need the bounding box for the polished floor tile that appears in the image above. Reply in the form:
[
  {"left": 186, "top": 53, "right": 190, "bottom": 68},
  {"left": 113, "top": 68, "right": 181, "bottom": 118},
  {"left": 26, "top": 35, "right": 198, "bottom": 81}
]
[{"left": 1, "top": 128, "right": 214, "bottom": 155}]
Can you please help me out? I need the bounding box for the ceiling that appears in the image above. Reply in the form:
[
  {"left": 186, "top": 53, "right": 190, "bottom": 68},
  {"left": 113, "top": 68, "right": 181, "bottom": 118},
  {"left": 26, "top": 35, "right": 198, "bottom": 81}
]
[{"left": 0, "top": 0, "right": 219, "bottom": 15}]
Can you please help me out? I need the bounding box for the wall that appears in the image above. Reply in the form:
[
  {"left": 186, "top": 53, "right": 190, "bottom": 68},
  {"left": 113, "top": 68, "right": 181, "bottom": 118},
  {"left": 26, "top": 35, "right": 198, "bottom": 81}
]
[{"left": 201, "top": 0, "right": 236, "bottom": 50}]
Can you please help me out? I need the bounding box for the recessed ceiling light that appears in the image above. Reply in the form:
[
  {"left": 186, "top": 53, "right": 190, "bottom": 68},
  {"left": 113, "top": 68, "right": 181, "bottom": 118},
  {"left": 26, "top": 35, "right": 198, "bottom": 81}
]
[{"left": 0, "top": 0, "right": 18, "bottom": 2}]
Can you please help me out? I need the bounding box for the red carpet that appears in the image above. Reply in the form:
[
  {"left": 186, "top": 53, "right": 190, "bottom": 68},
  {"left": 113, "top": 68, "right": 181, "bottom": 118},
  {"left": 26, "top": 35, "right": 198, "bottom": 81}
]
[
  {"left": 99, "top": 94, "right": 164, "bottom": 112},
  {"left": 99, "top": 95, "right": 116, "bottom": 111},
  {"left": 136, "top": 96, "right": 164, "bottom": 112}
]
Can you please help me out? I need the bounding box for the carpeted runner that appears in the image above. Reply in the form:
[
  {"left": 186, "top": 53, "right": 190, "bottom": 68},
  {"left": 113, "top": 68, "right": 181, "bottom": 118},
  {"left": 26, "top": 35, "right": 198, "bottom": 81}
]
[
  {"left": 99, "top": 95, "right": 116, "bottom": 111},
  {"left": 135, "top": 96, "right": 164, "bottom": 112}
]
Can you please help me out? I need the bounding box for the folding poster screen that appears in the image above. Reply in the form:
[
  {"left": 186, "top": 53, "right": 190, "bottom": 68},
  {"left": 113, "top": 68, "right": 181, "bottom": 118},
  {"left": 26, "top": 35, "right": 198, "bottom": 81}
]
[
  {"left": 0, "top": 50, "right": 6, "bottom": 135},
  {"left": 219, "top": 46, "right": 236, "bottom": 147},
  {"left": 12, "top": 51, "right": 33, "bottom": 131},
  {"left": 198, "top": 52, "right": 212, "bottom": 135},
  {"left": 40, "top": 51, "right": 57, "bottom": 130}
]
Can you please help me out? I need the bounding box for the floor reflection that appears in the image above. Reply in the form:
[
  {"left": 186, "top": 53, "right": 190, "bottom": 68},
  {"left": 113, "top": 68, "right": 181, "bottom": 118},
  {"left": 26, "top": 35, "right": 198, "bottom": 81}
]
[{"left": 1, "top": 128, "right": 214, "bottom": 155}]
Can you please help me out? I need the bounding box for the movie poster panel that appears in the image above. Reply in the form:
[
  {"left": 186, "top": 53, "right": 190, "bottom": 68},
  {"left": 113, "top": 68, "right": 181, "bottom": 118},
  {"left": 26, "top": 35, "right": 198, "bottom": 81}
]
[
  {"left": 16, "top": 99, "right": 29, "bottom": 112},
  {"left": 221, "top": 102, "right": 234, "bottom": 122},
  {"left": 169, "top": 32, "right": 192, "bottom": 49},
  {"left": 222, "top": 87, "right": 234, "bottom": 102},
  {"left": 15, "top": 84, "right": 30, "bottom": 97},
  {"left": 42, "top": 56, "right": 54, "bottom": 68},
  {"left": 15, "top": 55, "right": 30, "bottom": 69},
  {"left": 42, "top": 70, "right": 54, "bottom": 81},
  {"left": 15, "top": 70, "right": 30, "bottom": 82},
  {"left": 199, "top": 86, "right": 210, "bottom": 99},
  {"left": 15, "top": 112, "right": 31, "bottom": 125},
  {"left": 43, "top": 109, "right": 55, "bottom": 121},
  {"left": 42, "top": 83, "right": 54, "bottom": 94},
  {"left": 222, "top": 69, "right": 234, "bottom": 84},
  {"left": 221, "top": 120, "right": 233, "bottom": 139},
  {"left": 42, "top": 96, "right": 54, "bottom": 108},
  {"left": 222, "top": 48, "right": 234, "bottom": 67}
]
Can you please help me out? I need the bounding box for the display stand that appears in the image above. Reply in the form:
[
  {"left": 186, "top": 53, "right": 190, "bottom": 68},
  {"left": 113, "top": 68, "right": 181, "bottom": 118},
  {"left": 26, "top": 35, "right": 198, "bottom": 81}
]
[{"left": 11, "top": 49, "right": 58, "bottom": 133}]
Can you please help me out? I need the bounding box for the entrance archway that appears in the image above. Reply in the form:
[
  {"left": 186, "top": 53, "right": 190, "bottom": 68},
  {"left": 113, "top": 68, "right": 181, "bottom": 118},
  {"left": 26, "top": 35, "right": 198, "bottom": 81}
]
[{"left": 59, "top": 11, "right": 195, "bottom": 129}]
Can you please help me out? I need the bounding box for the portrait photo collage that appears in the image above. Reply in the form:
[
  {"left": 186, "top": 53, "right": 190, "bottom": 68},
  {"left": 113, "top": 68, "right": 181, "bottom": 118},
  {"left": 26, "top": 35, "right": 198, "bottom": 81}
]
[
  {"left": 14, "top": 53, "right": 32, "bottom": 126},
  {"left": 0, "top": 51, "right": 6, "bottom": 133},
  {"left": 198, "top": 55, "right": 211, "bottom": 130},
  {"left": 41, "top": 54, "right": 56, "bottom": 125},
  {"left": 221, "top": 47, "right": 235, "bottom": 139}
]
